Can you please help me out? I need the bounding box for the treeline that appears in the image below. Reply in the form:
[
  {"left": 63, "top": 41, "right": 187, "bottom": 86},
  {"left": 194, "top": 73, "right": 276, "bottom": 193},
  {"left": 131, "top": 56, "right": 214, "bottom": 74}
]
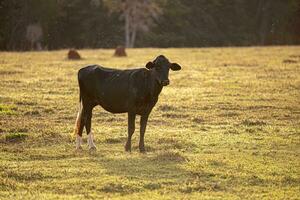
[{"left": 0, "top": 0, "right": 299, "bottom": 50}]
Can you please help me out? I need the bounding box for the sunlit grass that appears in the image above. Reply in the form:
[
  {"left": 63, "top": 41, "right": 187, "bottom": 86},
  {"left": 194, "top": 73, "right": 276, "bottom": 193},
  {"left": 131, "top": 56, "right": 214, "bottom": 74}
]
[{"left": 0, "top": 47, "right": 299, "bottom": 199}]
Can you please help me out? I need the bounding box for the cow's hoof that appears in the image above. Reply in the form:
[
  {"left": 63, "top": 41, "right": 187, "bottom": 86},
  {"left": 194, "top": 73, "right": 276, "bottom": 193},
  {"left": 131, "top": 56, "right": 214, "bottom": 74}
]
[
  {"left": 125, "top": 143, "right": 131, "bottom": 152},
  {"left": 89, "top": 146, "right": 97, "bottom": 152},
  {"left": 125, "top": 147, "right": 131, "bottom": 152},
  {"left": 139, "top": 148, "right": 146, "bottom": 153},
  {"left": 75, "top": 146, "right": 83, "bottom": 152}
]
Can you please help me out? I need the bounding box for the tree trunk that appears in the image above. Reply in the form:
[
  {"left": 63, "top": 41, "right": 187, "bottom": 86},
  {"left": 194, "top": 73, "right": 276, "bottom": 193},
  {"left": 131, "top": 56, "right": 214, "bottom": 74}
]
[
  {"left": 255, "top": 0, "right": 271, "bottom": 45},
  {"left": 124, "top": 9, "right": 130, "bottom": 48},
  {"left": 129, "top": 25, "right": 137, "bottom": 48}
]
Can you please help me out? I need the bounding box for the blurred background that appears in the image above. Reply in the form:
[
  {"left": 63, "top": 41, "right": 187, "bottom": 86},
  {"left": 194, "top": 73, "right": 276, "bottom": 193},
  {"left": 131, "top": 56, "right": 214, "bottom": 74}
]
[{"left": 0, "top": 0, "right": 299, "bottom": 51}]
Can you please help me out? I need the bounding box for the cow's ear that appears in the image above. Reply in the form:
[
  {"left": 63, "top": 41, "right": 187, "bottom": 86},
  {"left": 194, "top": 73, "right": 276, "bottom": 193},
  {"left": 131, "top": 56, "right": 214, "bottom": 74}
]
[
  {"left": 146, "top": 61, "right": 154, "bottom": 69},
  {"left": 170, "top": 63, "right": 181, "bottom": 71}
]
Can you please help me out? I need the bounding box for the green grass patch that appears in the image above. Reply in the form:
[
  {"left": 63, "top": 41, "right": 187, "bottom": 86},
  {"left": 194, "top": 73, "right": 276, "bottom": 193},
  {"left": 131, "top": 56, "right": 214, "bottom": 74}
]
[
  {"left": 0, "top": 104, "right": 16, "bottom": 115},
  {"left": 3, "top": 132, "right": 28, "bottom": 143}
]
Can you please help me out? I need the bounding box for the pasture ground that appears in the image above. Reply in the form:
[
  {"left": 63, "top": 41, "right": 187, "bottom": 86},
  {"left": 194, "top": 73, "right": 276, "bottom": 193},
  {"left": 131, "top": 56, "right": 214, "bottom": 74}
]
[{"left": 0, "top": 47, "right": 299, "bottom": 199}]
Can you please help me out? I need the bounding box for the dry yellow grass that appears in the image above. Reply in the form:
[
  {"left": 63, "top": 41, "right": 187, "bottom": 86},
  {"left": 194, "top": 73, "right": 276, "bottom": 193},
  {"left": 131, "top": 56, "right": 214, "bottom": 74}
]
[{"left": 0, "top": 47, "right": 299, "bottom": 199}]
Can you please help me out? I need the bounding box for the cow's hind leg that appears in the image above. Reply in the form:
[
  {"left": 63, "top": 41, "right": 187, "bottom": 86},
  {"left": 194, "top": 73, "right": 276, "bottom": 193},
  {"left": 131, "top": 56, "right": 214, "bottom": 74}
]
[
  {"left": 74, "top": 101, "right": 84, "bottom": 150},
  {"left": 85, "top": 106, "right": 96, "bottom": 151},
  {"left": 125, "top": 112, "right": 136, "bottom": 152}
]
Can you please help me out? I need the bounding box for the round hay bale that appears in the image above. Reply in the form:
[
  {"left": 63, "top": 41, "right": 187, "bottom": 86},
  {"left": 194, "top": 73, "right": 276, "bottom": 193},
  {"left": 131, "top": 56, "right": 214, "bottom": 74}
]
[
  {"left": 114, "top": 46, "right": 127, "bottom": 57},
  {"left": 68, "top": 49, "right": 81, "bottom": 60}
]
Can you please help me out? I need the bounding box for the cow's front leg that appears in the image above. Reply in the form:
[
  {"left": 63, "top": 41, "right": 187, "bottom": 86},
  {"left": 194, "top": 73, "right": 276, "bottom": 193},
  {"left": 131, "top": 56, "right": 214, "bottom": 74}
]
[
  {"left": 139, "top": 114, "right": 149, "bottom": 153},
  {"left": 125, "top": 112, "right": 136, "bottom": 152}
]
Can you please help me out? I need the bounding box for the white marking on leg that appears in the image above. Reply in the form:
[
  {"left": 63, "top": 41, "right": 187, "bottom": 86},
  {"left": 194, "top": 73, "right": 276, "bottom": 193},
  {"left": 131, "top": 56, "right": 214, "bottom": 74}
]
[
  {"left": 76, "top": 134, "right": 83, "bottom": 150},
  {"left": 74, "top": 101, "right": 83, "bottom": 150},
  {"left": 74, "top": 101, "right": 83, "bottom": 136},
  {"left": 87, "top": 132, "right": 96, "bottom": 149}
]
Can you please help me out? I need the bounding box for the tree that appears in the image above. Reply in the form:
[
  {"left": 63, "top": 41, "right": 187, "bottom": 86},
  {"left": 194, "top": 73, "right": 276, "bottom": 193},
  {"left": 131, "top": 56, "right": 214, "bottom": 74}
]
[
  {"left": 26, "top": 23, "right": 43, "bottom": 50},
  {"left": 105, "top": 0, "right": 161, "bottom": 48}
]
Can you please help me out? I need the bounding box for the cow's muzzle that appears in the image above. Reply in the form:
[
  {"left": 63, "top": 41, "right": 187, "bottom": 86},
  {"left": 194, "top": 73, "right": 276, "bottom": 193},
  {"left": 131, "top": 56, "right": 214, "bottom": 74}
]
[{"left": 161, "top": 79, "right": 170, "bottom": 86}]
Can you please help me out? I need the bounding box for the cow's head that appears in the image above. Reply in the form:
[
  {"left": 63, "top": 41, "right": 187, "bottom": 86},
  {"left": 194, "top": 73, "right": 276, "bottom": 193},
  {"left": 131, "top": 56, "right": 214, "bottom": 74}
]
[{"left": 145, "top": 55, "right": 181, "bottom": 86}]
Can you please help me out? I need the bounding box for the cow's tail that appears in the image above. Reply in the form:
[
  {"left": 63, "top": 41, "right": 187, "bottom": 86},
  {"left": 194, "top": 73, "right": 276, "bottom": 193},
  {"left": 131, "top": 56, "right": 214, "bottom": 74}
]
[{"left": 74, "top": 76, "right": 83, "bottom": 137}]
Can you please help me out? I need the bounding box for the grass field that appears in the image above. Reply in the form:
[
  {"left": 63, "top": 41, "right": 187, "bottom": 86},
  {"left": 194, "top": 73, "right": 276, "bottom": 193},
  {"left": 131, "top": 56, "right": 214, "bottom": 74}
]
[{"left": 0, "top": 47, "right": 299, "bottom": 199}]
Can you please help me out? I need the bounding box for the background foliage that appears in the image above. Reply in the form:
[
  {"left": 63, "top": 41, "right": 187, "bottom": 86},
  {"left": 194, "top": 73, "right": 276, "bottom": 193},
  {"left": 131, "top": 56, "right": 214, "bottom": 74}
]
[{"left": 0, "top": 0, "right": 299, "bottom": 50}]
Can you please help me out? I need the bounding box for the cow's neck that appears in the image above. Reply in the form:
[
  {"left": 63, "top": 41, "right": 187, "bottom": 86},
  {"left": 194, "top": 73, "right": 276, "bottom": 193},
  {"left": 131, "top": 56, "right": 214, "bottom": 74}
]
[{"left": 149, "top": 70, "right": 163, "bottom": 98}]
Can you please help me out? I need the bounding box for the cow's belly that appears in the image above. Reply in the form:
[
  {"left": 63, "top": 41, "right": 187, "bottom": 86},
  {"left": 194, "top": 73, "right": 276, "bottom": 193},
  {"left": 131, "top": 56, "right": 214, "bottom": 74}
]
[
  {"left": 99, "top": 101, "right": 128, "bottom": 113},
  {"left": 97, "top": 92, "right": 156, "bottom": 115},
  {"left": 95, "top": 86, "right": 130, "bottom": 113}
]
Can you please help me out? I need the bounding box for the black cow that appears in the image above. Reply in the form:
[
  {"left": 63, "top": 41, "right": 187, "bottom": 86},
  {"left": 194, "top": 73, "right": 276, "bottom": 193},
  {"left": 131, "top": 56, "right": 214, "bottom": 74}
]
[{"left": 74, "top": 55, "right": 181, "bottom": 152}]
